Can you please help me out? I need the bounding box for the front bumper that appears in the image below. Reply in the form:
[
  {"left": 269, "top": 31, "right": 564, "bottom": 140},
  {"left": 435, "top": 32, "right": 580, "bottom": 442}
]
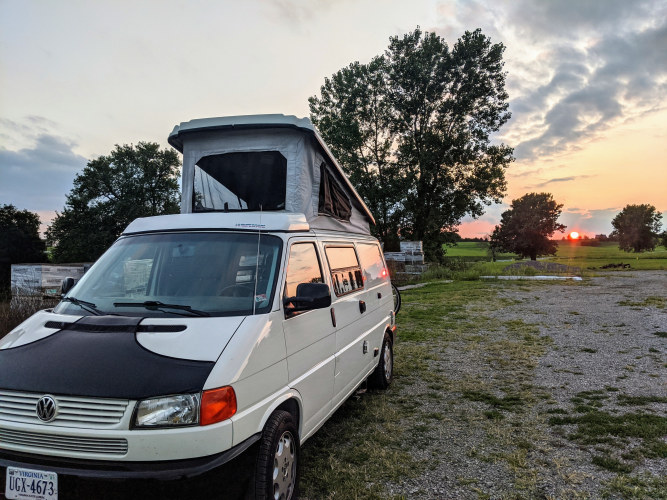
[{"left": 0, "top": 432, "right": 260, "bottom": 480}]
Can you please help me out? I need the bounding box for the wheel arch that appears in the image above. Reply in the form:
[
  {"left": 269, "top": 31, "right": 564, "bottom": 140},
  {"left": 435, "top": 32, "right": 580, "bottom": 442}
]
[
  {"left": 258, "top": 390, "right": 303, "bottom": 438},
  {"left": 275, "top": 398, "right": 301, "bottom": 434}
]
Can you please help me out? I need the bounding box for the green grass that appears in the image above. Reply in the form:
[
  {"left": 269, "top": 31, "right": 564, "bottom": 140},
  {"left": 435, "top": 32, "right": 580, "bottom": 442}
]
[
  {"left": 395, "top": 280, "right": 491, "bottom": 342},
  {"left": 439, "top": 241, "right": 667, "bottom": 271},
  {"left": 592, "top": 455, "right": 633, "bottom": 473},
  {"left": 417, "top": 260, "right": 571, "bottom": 282},
  {"left": 444, "top": 241, "right": 516, "bottom": 260},
  {"left": 299, "top": 390, "right": 422, "bottom": 499},
  {"left": 617, "top": 296, "right": 666, "bottom": 309},
  {"left": 552, "top": 242, "right": 667, "bottom": 270},
  {"left": 603, "top": 474, "right": 667, "bottom": 499},
  {"left": 549, "top": 390, "right": 667, "bottom": 474},
  {"left": 616, "top": 394, "right": 667, "bottom": 406},
  {"left": 461, "top": 390, "right": 525, "bottom": 411},
  {"left": 549, "top": 408, "right": 667, "bottom": 440},
  {"left": 555, "top": 242, "right": 667, "bottom": 260},
  {"left": 400, "top": 241, "right": 667, "bottom": 285}
]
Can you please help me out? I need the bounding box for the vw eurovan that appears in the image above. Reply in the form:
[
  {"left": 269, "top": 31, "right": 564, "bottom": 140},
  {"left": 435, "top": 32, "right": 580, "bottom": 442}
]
[{"left": 0, "top": 115, "right": 396, "bottom": 500}]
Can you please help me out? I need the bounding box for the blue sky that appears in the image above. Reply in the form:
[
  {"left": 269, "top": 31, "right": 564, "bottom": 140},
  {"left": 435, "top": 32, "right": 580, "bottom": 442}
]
[{"left": 1, "top": 0, "right": 666, "bottom": 237}]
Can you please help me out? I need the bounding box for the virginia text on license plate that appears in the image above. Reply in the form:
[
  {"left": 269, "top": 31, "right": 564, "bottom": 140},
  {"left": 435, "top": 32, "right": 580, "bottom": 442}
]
[{"left": 5, "top": 466, "right": 58, "bottom": 500}]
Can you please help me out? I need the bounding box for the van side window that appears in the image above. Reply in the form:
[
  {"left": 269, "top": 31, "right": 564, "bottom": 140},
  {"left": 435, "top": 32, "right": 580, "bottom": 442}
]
[
  {"left": 325, "top": 246, "right": 364, "bottom": 296},
  {"left": 284, "top": 243, "right": 324, "bottom": 298},
  {"left": 356, "top": 243, "right": 387, "bottom": 288},
  {"left": 193, "top": 151, "right": 287, "bottom": 212}
]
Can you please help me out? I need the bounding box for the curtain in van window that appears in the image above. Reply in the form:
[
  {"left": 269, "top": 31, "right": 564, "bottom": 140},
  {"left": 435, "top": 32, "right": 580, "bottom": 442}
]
[{"left": 318, "top": 162, "right": 352, "bottom": 221}]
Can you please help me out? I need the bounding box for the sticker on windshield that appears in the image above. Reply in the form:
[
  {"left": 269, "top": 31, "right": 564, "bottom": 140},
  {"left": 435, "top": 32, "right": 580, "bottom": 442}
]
[{"left": 255, "top": 294, "right": 267, "bottom": 302}]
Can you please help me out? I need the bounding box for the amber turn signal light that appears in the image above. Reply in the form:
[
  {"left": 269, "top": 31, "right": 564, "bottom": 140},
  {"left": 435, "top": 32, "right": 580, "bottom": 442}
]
[{"left": 200, "top": 386, "right": 237, "bottom": 425}]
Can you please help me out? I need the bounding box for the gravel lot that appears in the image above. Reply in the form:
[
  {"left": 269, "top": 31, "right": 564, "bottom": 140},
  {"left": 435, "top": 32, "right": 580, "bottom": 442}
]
[{"left": 387, "top": 271, "right": 666, "bottom": 499}]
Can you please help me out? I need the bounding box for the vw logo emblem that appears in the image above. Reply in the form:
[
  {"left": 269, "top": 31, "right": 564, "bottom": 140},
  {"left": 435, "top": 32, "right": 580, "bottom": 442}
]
[{"left": 36, "top": 396, "right": 57, "bottom": 422}]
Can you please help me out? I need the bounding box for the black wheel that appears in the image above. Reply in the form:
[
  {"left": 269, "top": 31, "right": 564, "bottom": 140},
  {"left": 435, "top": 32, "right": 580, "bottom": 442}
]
[
  {"left": 391, "top": 283, "right": 401, "bottom": 315},
  {"left": 254, "top": 410, "right": 299, "bottom": 500},
  {"left": 368, "top": 333, "right": 393, "bottom": 390}
]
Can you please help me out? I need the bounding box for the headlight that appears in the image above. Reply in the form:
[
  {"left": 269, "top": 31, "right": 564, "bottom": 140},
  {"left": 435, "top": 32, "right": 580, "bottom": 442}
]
[{"left": 134, "top": 394, "right": 200, "bottom": 428}]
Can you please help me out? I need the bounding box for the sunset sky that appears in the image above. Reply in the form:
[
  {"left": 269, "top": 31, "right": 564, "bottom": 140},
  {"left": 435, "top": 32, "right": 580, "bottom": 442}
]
[{"left": 1, "top": 0, "right": 665, "bottom": 238}]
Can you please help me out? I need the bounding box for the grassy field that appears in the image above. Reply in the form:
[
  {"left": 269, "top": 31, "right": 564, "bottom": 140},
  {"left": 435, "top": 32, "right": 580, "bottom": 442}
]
[
  {"left": 552, "top": 241, "right": 667, "bottom": 270},
  {"left": 443, "top": 241, "right": 667, "bottom": 271},
  {"left": 444, "top": 241, "right": 517, "bottom": 260}
]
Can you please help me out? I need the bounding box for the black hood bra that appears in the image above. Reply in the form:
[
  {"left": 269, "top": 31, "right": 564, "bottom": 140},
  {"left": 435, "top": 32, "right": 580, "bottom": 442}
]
[{"left": 0, "top": 315, "right": 215, "bottom": 399}]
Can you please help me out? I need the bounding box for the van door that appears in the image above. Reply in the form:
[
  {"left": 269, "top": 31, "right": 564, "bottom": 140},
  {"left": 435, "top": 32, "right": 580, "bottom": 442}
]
[
  {"left": 324, "top": 245, "right": 378, "bottom": 407},
  {"left": 356, "top": 241, "right": 393, "bottom": 367},
  {"left": 282, "top": 240, "right": 335, "bottom": 437}
]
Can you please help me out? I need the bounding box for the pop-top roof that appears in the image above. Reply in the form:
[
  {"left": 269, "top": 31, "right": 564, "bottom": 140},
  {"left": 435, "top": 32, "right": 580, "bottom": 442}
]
[
  {"left": 168, "top": 114, "right": 316, "bottom": 152},
  {"left": 169, "top": 114, "right": 375, "bottom": 233}
]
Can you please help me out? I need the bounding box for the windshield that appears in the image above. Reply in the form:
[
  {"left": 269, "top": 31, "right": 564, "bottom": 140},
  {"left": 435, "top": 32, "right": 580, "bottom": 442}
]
[{"left": 53, "top": 232, "right": 283, "bottom": 317}]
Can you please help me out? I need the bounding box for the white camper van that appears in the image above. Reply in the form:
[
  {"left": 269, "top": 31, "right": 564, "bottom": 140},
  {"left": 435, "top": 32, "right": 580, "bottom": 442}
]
[{"left": 0, "top": 115, "right": 396, "bottom": 499}]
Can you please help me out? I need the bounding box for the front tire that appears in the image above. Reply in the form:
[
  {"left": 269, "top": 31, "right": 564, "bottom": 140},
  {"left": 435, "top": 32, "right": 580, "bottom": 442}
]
[
  {"left": 368, "top": 333, "right": 393, "bottom": 389},
  {"left": 254, "top": 410, "right": 299, "bottom": 500}
]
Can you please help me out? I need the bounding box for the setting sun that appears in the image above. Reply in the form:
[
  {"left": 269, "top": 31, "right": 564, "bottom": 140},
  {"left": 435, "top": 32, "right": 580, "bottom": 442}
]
[{"left": 569, "top": 231, "right": 580, "bottom": 239}]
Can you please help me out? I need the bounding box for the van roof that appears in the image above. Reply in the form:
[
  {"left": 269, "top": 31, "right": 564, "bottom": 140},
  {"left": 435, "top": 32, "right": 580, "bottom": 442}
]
[
  {"left": 123, "top": 212, "right": 310, "bottom": 235},
  {"left": 168, "top": 114, "right": 375, "bottom": 230},
  {"left": 168, "top": 114, "right": 316, "bottom": 152}
]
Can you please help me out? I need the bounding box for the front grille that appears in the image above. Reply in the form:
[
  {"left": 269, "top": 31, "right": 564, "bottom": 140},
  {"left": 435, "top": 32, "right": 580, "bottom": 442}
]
[
  {"left": 0, "top": 428, "right": 128, "bottom": 455},
  {"left": 0, "top": 391, "right": 130, "bottom": 428}
]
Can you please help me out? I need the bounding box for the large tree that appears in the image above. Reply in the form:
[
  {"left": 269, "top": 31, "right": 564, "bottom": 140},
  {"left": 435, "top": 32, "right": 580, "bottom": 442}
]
[
  {"left": 490, "top": 193, "right": 566, "bottom": 261},
  {"left": 310, "top": 27, "right": 513, "bottom": 259},
  {"left": 0, "top": 205, "right": 47, "bottom": 294},
  {"left": 611, "top": 204, "right": 662, "bottom": 253},
  {"left": 47, "top": 142, "right": 180, "bottom": 262},
  {"left": 309, "top": 57, "right": 404, "bottom": 250}
]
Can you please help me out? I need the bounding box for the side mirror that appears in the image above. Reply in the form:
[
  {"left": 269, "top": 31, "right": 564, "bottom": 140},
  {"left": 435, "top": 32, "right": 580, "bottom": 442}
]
[
  {"left": 284, "top": 282, "right": 331, "bottom": 315},
  {"left": 61, "top": 277, "right": 75, "bottom": 296}
]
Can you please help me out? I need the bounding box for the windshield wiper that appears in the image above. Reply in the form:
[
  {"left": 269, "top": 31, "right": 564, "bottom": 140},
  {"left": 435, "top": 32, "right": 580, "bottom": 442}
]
[
  {"left": 113, "top": 301, "right": 210, "bottom": 317},
  {"left": 62, "top": 296, "right": 104, "bottom": 316}
]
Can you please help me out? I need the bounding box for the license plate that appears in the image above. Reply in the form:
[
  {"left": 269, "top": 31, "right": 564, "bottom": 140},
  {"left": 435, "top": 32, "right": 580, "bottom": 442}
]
[{"left": 5, "top": 466, "right": 58, "bottom": 500}]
